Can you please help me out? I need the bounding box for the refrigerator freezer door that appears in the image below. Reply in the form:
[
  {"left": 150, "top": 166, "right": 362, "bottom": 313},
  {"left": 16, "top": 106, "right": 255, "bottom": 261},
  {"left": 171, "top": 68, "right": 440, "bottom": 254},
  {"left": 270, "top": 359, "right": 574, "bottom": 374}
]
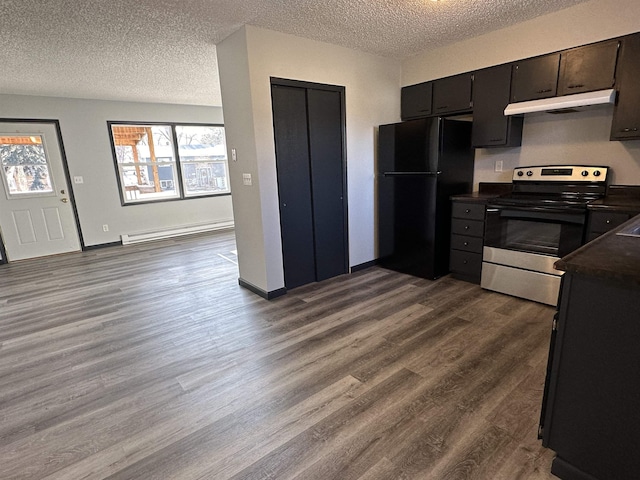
[{"left": 378, "top": 118, "right": 440, "bottom": 173}]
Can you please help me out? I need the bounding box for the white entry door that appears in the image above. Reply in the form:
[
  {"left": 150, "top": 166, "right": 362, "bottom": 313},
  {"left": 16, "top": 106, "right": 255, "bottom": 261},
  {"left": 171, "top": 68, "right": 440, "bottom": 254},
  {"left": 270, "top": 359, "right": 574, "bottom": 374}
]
[{"left": 0, "top": 122, "right": 80, "bottom": 261}]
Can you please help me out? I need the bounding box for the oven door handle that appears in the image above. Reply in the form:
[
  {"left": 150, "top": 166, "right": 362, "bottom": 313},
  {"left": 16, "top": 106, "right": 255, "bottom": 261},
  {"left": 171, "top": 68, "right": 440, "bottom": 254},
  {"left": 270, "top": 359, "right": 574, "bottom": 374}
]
[{"left": 486, "top": 204, "right": 586, "bottom": 224}]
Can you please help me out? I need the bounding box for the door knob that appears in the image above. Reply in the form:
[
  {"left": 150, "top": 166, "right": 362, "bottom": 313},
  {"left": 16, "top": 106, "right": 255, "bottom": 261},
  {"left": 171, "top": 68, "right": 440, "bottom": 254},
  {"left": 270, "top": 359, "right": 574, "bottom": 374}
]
[{"left": 61, "top": 198, "right": 68, "bottom": 203}]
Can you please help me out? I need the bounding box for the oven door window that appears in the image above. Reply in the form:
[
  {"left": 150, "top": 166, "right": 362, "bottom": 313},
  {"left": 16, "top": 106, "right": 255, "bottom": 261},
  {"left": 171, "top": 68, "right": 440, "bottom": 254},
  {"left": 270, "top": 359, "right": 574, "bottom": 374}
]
[{"left": 485, "top": 207, "right": 585, "bottom": 257}]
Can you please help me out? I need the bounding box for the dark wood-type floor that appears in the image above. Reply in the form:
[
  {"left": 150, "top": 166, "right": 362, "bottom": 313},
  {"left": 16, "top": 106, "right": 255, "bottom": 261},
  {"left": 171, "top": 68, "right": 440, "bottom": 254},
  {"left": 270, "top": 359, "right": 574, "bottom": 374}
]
[{"left": 0, "top": 230, "right": 559, "bottom": 479}]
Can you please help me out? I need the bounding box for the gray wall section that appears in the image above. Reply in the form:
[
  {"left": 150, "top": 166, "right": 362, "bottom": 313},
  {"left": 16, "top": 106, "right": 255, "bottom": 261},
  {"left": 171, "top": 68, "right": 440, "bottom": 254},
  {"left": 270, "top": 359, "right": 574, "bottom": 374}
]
[{"left": 0, "top": 94, "right": 234, "bottom": 247}]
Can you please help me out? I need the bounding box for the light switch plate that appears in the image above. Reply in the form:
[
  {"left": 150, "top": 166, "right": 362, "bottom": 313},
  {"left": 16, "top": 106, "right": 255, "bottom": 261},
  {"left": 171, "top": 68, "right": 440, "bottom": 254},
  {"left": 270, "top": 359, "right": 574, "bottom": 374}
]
[
  {"left": 495, "top": 160, "right": 503, "bottom": 172},
  {"left": 242, "top": 173, "right": 252, "bottom": 186}
]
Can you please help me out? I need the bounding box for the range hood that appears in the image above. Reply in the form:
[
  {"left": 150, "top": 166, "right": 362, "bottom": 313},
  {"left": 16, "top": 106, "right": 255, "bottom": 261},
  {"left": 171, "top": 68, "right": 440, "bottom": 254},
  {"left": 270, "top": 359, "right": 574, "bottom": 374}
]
[{"left": 504, "top": 89, "right": 616, "bottom": 116}]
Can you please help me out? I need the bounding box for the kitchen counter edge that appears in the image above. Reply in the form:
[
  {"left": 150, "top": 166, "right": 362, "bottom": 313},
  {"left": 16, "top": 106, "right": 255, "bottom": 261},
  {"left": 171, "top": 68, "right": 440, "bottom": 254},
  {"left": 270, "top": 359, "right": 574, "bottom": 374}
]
[{"left": 555, "top": 213, "right": 640, "bottom": 285}]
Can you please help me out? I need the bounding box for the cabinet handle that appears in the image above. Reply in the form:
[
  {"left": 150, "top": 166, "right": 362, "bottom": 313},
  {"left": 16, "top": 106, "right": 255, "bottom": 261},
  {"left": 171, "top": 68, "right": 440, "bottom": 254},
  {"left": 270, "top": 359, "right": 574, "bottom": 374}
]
[
  {"left": 418, "top": 109, "right": 431, "bottom": 112},
  {"left": 567, "top": 84, "right": 585, "bottom": 89},
  {"left": 536, "top": 88, "right": 553, "bottom": 94},
  {"left": 464, "top": 225, "right": 470, "bottom": 230},
  {"left": 462, "top": 260, "right": 468, "bottom": 265},
  {"left": 463, "top": 241, "right": 469, "bottom": 246},
  {"left": 436, "top": 106, "right": 448, "bottom": 110},
  {"left": 621, "top": 127, "right": 639, "bottom": 133},
  {"left": 489, "top": 138, "right": 503, "bottom": 142},
  {"left": 465, "top": 209, "right": 471, "bottom": 213},
  {"left": 606, "top": 220, "right": 611, "bottom": 224}
]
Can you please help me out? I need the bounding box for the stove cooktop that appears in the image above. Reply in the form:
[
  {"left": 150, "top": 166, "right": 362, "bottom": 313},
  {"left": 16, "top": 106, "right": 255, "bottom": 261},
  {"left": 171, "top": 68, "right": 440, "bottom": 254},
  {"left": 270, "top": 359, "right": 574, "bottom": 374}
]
[
  {"left": 491, "top": 165, "right": 611, "bottom": 208},
  {"left": 490, "top": 193, "right": 594, "bottom": 210}
]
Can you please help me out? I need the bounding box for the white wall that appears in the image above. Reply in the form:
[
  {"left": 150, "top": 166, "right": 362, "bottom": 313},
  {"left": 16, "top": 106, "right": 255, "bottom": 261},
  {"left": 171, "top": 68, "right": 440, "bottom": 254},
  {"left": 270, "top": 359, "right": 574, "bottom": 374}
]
[
  {"left": 402, "top": 0, "right": 640, "bottom": 187},
  {"left": 218, "top": 25, "right": 401, "bottom": 293},
  {"left": 0, "top": 94, "right": 233, "bottom": 247}
]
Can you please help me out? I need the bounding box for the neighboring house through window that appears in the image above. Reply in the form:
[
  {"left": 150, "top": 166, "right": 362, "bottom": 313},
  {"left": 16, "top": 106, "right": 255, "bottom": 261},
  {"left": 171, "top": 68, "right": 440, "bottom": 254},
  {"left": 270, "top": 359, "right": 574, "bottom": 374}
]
[{"left": 109, "top": 123, "right": 230, "bottom": 204}]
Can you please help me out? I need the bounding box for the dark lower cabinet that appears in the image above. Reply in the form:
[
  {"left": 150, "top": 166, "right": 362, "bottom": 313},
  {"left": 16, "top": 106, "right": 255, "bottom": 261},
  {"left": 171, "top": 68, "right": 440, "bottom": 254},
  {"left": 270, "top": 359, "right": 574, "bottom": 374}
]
[
  {"left": 271, "top": 81, "right": 348, "bottom": 290},
  {"left": 472, "top": 64, "right": 523, "bottom": 148},
  {"left": 586, "top": 210, "right": 635, "bottom": 242},
  {"left": 449, "top": 200, "right": 485, "bottom": 283},
  {"left": 611, "top": 33, "right": 640, "bottom": 140},
  {"left": 541, "top": 273, "right": 640, "bottom": 480}
]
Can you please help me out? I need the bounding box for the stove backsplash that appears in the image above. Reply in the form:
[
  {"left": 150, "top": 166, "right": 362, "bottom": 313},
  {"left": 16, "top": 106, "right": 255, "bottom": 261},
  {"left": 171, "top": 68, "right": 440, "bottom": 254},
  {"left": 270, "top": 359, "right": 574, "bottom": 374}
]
[{"left": 473, "top": 106, "right": 640, "bottom": 188}]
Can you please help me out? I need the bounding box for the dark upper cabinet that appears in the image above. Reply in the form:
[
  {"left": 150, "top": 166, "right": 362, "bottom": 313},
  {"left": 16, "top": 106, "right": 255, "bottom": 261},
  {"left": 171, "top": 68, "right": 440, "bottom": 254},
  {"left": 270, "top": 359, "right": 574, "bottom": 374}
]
[
  {"left": 432, "top": 73, "right": 473, "bottom": 115},
  {"left": 558, "top": 40, "right": 619, "bottom": 96},
  {"left": 472, "top": 64, "right": 523, "bottom": 148},
  {"left": 611, "top": 33, "right": 640, "bottom": 140},
  {"left": 511, "top": 54, "right": 560, "bottom": 102},
  {"left": 401, "top": 82, "right": 433, "bottom": 120}
]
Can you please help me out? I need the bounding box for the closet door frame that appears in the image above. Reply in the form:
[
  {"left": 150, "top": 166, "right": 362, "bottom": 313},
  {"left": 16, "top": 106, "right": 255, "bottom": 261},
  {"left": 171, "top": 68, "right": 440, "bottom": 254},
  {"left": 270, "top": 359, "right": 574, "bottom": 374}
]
[{"left": 270, "top": 77, "right": 349, "bottom": 286}]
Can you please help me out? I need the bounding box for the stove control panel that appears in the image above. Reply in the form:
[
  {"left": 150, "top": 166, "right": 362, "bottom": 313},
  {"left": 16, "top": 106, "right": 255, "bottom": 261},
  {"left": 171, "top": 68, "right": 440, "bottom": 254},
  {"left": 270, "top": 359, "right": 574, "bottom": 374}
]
[{"left": 512, "top": 165, "right": 608, "bottom": 183}]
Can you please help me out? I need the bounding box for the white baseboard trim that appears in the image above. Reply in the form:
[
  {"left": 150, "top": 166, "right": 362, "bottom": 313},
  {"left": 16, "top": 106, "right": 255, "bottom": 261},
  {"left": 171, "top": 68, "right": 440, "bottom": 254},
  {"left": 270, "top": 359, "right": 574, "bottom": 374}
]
[{"left": 121, "top": 220, "right": 234, "bottom": 245}]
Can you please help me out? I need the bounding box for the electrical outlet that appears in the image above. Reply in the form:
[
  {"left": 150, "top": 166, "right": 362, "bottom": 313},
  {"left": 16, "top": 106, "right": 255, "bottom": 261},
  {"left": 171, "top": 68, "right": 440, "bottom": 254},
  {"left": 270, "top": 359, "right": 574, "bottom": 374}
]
[
  {"left": 231, "top": 148, "right": 237, "bottom": 162},
  {"left": 73, "top": 176, "right": 84, "bottom": 184},
  {"left": 495, "top": 160, "right": 503, "bottom": 172},
  {"left": 102, "top": 224, "right": 109, "bottom": 232}
]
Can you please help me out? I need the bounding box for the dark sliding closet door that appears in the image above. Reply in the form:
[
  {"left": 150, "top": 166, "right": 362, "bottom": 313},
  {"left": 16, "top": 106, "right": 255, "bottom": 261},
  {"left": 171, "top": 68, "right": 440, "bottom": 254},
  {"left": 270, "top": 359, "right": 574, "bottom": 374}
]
[{"left": 271, "top": 81, "right": 348, "bottom": 290}]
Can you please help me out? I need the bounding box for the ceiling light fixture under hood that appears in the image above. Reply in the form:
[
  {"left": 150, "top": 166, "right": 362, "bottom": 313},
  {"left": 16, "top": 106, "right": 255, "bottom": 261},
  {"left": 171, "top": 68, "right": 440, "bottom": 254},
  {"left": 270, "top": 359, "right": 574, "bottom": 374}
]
[{"left": 504, "top": 89, "right": 616, "bottom": 116}]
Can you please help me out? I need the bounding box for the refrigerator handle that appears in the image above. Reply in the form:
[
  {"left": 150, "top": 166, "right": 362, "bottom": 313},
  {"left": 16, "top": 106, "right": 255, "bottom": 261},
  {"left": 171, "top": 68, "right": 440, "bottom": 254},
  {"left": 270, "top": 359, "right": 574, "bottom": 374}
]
[{"left": 382, "top": 171, "right": 441, "bottom": 177}]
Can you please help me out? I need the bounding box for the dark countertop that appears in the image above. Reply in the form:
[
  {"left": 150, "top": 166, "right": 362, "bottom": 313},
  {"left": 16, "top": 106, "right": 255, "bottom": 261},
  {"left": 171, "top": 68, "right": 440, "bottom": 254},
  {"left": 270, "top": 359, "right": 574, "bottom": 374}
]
[
  {"left": 450, "top": 192, "right": 500, "bottom": 203},
  {"left": 451, "top": 182, "right": 511, "bottom": 203},
  {"left": 588, "top": 197, "right": 640, "bottom": 212},
  {"left": 555, "top": 213, "right": 640, "bottom": 285},
  {"left": 588, "top": 185, "right": 640, "bottom": 212}
]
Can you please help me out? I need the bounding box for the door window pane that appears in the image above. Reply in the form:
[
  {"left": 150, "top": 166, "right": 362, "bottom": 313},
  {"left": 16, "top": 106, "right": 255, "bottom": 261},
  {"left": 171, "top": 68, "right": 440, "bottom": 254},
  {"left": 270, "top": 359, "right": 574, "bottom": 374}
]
[{"left": 0, "top": 135, "right": 54, "bottom": 196}]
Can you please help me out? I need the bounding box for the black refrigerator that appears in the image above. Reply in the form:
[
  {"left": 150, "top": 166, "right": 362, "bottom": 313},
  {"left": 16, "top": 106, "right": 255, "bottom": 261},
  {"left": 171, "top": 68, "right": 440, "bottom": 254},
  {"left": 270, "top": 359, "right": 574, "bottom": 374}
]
[{"left": 377, "top": 117, "right": 474, "bottom": 279}]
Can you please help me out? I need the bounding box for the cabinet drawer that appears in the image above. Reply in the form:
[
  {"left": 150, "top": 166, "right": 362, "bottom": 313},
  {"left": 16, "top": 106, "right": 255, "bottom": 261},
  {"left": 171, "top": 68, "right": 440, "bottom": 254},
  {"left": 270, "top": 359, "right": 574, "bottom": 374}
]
[
  {"left": 450, "top": 250, "right": 482, "bottom": 276},
  {"left": 452, "top": 202, "right": 485, "bottom": 221},
  {"left": 451, "top": 234, "right": 483, "bottom": 253},
  {"left": 589, "top": 211, "right": 630, "bottom": 233},
  {"left": 451, "top": 218, "right": 484, "bottom": 237}
]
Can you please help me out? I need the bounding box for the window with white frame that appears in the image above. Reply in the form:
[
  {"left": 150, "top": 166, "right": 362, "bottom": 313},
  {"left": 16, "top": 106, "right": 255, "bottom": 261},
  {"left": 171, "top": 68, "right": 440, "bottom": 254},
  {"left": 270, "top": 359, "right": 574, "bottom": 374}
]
[{"left": 109, "top": 123, "right": 230, "bottom": 204}]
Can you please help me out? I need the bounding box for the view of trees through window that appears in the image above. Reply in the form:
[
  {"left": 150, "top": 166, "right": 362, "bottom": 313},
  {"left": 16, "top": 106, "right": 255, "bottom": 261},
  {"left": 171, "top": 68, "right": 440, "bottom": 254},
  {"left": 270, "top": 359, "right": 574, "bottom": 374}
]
[
  {"left": 1, "top": 135, "right": 53, "bottom": 196},
  {"left": 110, "top": 123, "right": 230, "bottom": 204}
]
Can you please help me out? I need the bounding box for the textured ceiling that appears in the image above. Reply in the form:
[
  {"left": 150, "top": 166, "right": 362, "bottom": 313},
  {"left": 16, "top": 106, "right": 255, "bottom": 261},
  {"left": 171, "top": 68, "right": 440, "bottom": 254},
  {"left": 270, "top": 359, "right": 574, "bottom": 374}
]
[{"left": 0, "top": 0, "right": 590, "bottom": 107}]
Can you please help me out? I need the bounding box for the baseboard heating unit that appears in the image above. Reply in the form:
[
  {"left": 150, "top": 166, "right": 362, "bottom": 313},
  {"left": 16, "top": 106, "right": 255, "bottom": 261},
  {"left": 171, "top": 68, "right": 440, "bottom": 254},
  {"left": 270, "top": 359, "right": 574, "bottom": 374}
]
[{"left": 121, "top": 220, "right": 234, "bottom": 245}]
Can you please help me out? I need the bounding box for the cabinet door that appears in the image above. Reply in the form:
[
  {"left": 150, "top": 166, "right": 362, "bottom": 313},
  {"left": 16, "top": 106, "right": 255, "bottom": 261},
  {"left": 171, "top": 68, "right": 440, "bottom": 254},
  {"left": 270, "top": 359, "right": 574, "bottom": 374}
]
[
  {"left": 432, "top": 73, "right": 473, "bottom": 115},
  {"left": 511, "top": 54, "right": 560, "bottom": 102},
  {"left": 544, "top": 274, "right": 640, "bottom": 479},
  {"left": 472, "top": 64, "right": 523, "bottom": 148},
  {"left": 401, "top": 82, "right": 433, "bottom": 120},
  {"left": 558, "top": 40, "right": 619, "bottom": 96},
  {"left": 611, "top": 33, "right": 640, "bottom": 140}
]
